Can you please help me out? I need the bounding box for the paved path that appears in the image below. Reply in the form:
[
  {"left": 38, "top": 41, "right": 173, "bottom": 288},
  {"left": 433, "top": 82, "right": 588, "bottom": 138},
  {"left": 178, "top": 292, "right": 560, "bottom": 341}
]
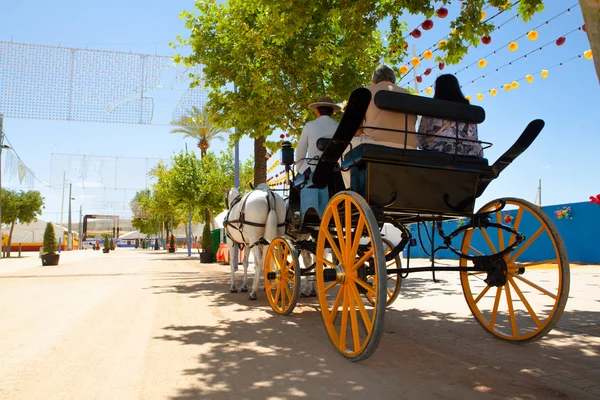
[{"left": 0, "top": 249, "right": 598, "bottom": 399}]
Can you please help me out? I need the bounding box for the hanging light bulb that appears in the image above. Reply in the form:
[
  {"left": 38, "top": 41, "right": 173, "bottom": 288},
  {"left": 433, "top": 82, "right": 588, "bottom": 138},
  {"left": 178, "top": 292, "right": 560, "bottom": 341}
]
[
  {"left": 478, "top": 59, "right": 487, "bottom": 68},
  {"left": 541, "top": 70, "right": 549, "bottom": 78},
  {"left": 490, "top": 88, "right": 498, "bottom": 96},
  {"left": 525, "top": 74, "right": 533, "bottom": 83}
]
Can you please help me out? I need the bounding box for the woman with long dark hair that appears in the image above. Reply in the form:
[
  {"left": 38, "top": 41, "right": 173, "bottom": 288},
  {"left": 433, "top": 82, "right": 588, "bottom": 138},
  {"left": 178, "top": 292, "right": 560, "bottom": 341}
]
[{"left": 418, "top": 74, "right": 483, "bottom": 157}]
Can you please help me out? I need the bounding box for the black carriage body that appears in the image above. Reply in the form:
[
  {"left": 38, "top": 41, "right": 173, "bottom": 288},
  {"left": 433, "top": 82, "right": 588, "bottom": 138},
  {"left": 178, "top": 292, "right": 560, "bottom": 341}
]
[{"left": 343, "top": 145, "right": 492, "bottom": 219}]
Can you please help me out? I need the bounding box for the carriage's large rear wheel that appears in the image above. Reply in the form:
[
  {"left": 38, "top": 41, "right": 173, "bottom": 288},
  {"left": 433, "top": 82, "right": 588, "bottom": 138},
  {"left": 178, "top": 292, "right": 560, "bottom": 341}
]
[
  {"left": 316, "top": 192, "right": 386, "bottom": 362},
  {"left": 460, "top": 198, "right": 569, "bottom": 342},
  {"left": 264, "top": 237, "right": 301, "bottom": 316},
  {"left": 365, "top": 238, "right": 402, "bottom": 307}
]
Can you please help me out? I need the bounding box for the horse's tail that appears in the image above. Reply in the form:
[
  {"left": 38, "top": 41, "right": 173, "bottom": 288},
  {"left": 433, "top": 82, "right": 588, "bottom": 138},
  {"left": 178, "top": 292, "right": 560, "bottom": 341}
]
[{"left": 264, "top": 192, "right": 278, "bottom": 243}]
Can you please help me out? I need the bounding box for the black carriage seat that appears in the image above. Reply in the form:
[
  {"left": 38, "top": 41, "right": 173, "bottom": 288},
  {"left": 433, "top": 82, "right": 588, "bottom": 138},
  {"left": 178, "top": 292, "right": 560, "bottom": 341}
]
[{"left": 316, "top": 137, "right": 332, "bottom": 151}]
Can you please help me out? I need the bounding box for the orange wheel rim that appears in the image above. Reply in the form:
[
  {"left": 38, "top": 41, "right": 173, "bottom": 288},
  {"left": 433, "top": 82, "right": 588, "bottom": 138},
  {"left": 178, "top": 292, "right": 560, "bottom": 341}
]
[
  {"left": 460, "top": 199, "right": 567, "bottom": 341},
  {"left": 265, "top": 238, "right": 297, "bottom": 314},
  {"left": 316, "top": 194, "right": 379, "bottom": 357}
]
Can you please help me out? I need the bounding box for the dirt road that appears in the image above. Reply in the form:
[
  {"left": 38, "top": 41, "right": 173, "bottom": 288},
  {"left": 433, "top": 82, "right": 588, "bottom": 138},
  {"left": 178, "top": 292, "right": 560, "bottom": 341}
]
[{"left": 1, "top": 249, "right": 598, "bottom": 399}]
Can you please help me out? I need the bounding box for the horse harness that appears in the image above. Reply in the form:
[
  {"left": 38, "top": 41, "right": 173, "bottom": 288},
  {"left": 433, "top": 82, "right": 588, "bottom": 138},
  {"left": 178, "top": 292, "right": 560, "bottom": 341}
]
[{"left": 224, "top": 190, "right": 285, "bottom": 249}]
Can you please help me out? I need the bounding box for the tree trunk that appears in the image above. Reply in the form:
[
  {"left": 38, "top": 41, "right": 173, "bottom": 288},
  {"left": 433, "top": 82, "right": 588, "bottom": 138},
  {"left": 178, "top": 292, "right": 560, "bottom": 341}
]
[
  {"left": 580, "top": 0, "right": 600, "bottom": 83},
  {"left": 7, "top": 221, "right": 15, "bottom": 257},
  {"left": 253, "top": 136, "right": 267, "bottom": 185},
  {"left": 200, "top": 147, "right": 210, "bottom": 232}
]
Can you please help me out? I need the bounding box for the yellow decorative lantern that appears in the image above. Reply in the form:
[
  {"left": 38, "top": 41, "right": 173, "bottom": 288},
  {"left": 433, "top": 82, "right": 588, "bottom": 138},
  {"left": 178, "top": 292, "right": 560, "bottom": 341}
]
[
  {"left": 480, "top": 11, "right": 486, "bottom": 21},
  {"left": 411, "top": 57, "right": 421, "bottom": 67},
  {"left": 451, "top": 29, "right": 457, "bottom": 35},
  {"left": 400, "top": 65, "right": 409, "bottom": 75},
  {"left": 438, "top": 40, "right": 447, "bottom": 49},
  {"left": 478, "top": 59, "right": 487, "bottom": 68},
  {"left": 541, "top": 69, "right": 549, "bottom": 78},
  {"left": 490, "top": 88, "right": 498, "bottom": 97},
  {"left": 425, "top": 87, "right": 433, "bottom": 95},
  {"left": 525, "top": 74, "right": 533, "bottom": 83},
  {"left": 423, "top": 50, "right": 433, "bottom": 60},
  {"left": 511, "top": 81, "right": 519, "bottom": 89},
  {"left": 476, "top": 93, "right": 484, "bottom": 101},
  {"left": 503, "top": 84, "right": 511, "bottom": 91},
  {"left": 527, "top": 30, "right": 538, "bottom": 41},
  {"left": 584, "top": 49, "right": 593, "bottom": 60},
  {"left": 508, "top": 42, "right": 519, "bottom": 52},
  {"left": 465, "top": 95, "right": 472, "bottom": 102}
]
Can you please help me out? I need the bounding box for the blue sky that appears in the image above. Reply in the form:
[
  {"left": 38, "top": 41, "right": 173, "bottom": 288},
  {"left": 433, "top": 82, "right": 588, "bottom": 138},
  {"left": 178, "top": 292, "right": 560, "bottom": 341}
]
[{"left": 1, "top": 1, "right": 597, "bottom": 224}]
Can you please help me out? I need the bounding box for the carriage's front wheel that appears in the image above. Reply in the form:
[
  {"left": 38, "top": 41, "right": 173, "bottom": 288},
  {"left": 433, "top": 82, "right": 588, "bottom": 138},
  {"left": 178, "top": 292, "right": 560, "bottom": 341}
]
[
  {"left": 264, "top": 237, "right": 301, "bottom": 316},
  {"left": 460, "top": 197, "right": 569, "bottom": 342},
  {"left": 316, "top": 191, "right": 386, "bottom": 362}
]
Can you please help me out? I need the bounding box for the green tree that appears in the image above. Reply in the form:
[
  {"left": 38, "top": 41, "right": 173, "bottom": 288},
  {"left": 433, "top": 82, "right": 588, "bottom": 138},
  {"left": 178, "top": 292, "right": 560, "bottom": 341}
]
[
  {"left": 1, "top": 189, "right": 44, "bottom": 257},
  {"left": 42, "top": 222, "right": 57, "bottom": 255},
  {"left": 174, "top": 0, "right": 546, "bottom": 184},
  {"left": 170, "top": 106, "right": 226, "bottom": 157}
]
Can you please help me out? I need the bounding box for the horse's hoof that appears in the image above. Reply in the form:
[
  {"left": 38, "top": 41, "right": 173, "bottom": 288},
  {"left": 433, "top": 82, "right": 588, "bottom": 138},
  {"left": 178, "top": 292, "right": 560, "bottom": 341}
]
[
  {"left": 230, "top": 289, "right": 238, "bottom": 293},
  {"left": 240, "top": 287, "right": 248, "bottom": 293},
  {"left": 248, "top": 294, "right": 257, "bottom": 301}
]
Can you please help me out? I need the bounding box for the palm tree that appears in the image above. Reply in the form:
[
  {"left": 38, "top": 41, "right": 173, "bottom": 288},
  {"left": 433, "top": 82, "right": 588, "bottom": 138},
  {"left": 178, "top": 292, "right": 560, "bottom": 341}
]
[{"left": 170, "top": 106, "right": 225, "bottom": 158}]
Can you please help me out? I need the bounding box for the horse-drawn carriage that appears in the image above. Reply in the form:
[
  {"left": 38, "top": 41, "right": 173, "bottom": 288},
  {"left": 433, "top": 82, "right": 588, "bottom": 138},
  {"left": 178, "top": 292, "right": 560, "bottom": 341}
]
[{"left": 232, "top": 87, "right": 569, "bottom": 362}]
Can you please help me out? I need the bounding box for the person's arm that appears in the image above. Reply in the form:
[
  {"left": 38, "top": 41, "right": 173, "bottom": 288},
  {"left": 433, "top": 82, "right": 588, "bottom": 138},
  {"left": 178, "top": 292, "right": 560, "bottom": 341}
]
[{"left": 295, "top": 125, "right": 309, "bottom": 171}]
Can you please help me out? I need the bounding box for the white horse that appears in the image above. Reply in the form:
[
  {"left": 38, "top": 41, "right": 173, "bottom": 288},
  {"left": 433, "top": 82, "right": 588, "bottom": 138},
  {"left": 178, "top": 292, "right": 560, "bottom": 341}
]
[{"left": 224, "top": 184, "right": 286, "bottom": 300}]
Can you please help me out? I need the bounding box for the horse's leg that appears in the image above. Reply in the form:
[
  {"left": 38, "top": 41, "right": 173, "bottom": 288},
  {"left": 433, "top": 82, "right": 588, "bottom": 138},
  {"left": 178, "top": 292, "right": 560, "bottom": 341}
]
[
  {"left": 240, "top": 247, "right": 250, "bottom": 292},
  {"left": 248, "top": 246, "right": 264, "bottom": 301},
  {"left": 228, "top": 238, "right": 238, "bottom": 293},
  {"left": 300, "top": 250, "right": 311, "bottom": 297},
  {"left": 301, "top": 250, "right": 317, "bottom": 297}
]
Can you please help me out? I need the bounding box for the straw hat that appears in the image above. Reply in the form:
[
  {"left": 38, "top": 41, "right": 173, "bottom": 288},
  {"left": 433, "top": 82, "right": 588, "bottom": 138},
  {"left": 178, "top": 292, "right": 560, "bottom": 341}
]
[{"left": 308, "top": 97, "right": 341, "bottom": 113}]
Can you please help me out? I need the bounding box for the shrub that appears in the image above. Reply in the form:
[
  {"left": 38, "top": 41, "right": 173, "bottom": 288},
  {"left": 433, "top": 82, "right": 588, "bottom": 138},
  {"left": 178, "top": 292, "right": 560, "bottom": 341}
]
[
  {"left": 42, "top": 222, "right": 57, "bottom": 254},
  {"left": 202, "top": 223, "right": 212, "bottom": 253},
  {"left": 103, "top": 234, "right": 110, "bottom": 251}
]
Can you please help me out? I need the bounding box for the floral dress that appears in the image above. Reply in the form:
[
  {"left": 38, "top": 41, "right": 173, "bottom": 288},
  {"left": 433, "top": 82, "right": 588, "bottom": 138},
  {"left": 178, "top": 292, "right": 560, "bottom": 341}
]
[{"left": 417, "top": 117, "right": 483, "bottom": 158}]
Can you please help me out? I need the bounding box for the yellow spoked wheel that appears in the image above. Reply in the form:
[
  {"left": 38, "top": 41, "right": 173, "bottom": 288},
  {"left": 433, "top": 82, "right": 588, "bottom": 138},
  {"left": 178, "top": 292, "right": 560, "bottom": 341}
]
[
  {"left": 365, "top": 238, "right": 402, "bottom": 307},
  {"left": 264, "top": 237, "right": 301, "bottom": 316},
  {"left": 460, "top": 198, "right": 569, "bottom": 342},
  {"left": 316, "top": 191, "right": 386, "bottom": 362}
]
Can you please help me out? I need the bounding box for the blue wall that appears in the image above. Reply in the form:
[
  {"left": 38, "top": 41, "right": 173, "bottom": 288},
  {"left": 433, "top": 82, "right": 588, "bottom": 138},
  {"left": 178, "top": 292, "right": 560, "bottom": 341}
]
[{"left": 404, "top": 201, "right": 599, "bottom": 264}]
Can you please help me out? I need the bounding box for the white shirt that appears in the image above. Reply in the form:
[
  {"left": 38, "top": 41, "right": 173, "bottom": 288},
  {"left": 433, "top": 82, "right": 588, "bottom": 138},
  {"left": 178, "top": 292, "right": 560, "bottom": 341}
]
[{"left": 295, "top": 115, "right": 339, "bottom": 173}]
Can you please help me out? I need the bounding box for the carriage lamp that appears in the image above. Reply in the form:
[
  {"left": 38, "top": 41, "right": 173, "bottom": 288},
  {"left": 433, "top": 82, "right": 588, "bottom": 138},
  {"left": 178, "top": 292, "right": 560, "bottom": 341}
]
[{"left": 281, "top": 141, "right": 294, "bottom": 166}]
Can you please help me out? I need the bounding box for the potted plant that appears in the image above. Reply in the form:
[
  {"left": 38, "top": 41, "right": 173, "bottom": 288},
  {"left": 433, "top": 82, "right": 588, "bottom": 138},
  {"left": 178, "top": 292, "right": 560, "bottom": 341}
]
[
  {"left": 200, "top": 223, "right": 214, "bottom": 263},
  {"left": 41, "top": 222, "right": 60, "bottom": 266},
  {"left": 103, "top": 234, "right": 110, "bottom": 253},
  {"left": 168, "top": 232, "right": 176, "bottom": 253},
  {"left": 110, "top": 238, "right": 115, "bottom": 250}
]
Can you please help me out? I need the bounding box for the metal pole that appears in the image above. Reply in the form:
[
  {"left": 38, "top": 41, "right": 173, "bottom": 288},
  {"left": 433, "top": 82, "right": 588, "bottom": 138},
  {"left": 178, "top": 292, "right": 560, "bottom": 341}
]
[
  {"left": 78, "top": 204, "right": 82, "bottom": 250},
  {"left": 67, "top": 183, "right": 73, "bottom": 250},
  {"left": 234, "top": 85, "right": 240, "bottom": 189},
  {"left": 188, "top": 212, "right": 192, "bottom": 257},
  {"left": 60, "top": 171, "right": 66, "bottom": 226},
  {"left": 0, "top": 114, "right": 3, "bottom": 260}
]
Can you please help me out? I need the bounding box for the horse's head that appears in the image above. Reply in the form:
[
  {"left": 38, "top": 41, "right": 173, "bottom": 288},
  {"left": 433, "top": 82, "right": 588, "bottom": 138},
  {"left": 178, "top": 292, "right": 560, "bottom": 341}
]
[{"left": 226, "top": 187, "right": 240, "bottom": 209}]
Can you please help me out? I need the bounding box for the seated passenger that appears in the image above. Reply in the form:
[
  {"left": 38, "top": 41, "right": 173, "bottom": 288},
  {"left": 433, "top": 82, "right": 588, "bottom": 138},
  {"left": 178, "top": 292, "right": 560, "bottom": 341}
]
[
  {"left": 418, "top": 74, "right": 484, "bottom": 158},
  {"left": 295, "top": 96, "right": 340, "bottom": 174},
  {"left": 353, "top": 64, "right": 418, "bottom": 148}
]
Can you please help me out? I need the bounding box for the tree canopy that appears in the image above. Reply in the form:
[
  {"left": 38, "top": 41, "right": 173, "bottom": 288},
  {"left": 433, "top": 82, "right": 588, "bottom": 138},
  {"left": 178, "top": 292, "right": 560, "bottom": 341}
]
[
  {"left": 1, "top": 189, "right": 44, "bottom": 256},
  {"left": 174, "top": 0, "right": 545, "bottom": 141}
]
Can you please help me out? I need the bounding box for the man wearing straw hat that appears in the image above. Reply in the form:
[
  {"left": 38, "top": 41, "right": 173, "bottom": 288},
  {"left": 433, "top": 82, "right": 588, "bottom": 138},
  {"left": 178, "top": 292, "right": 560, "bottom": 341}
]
[{"left": 294, "top": 97, "right": 341, "bottom": 174}]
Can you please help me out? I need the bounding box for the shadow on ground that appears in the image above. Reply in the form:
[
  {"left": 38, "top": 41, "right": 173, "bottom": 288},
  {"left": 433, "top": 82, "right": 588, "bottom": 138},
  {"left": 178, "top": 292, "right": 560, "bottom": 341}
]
[{"left": 145, "top": 264, "right": 599, "bottom": 400}]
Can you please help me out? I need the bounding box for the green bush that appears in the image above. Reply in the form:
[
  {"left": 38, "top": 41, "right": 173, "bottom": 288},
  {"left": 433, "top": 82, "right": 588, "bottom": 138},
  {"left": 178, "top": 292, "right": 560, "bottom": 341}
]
[
  {"left": 202, "top": 223, "right": 212, "bottom": 253},
  {"left": 103, "top": 234, "right": 110, "bottom": 251},
  {"left": 42, "top": 222, "right": 57, "bottom": 254}
]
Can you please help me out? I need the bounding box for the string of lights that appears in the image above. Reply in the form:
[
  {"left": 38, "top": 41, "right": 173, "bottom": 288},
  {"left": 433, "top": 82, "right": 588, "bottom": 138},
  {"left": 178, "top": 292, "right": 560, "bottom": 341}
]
[{"left": 400, "top": 2, "right": 580, "bottom": 85}]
